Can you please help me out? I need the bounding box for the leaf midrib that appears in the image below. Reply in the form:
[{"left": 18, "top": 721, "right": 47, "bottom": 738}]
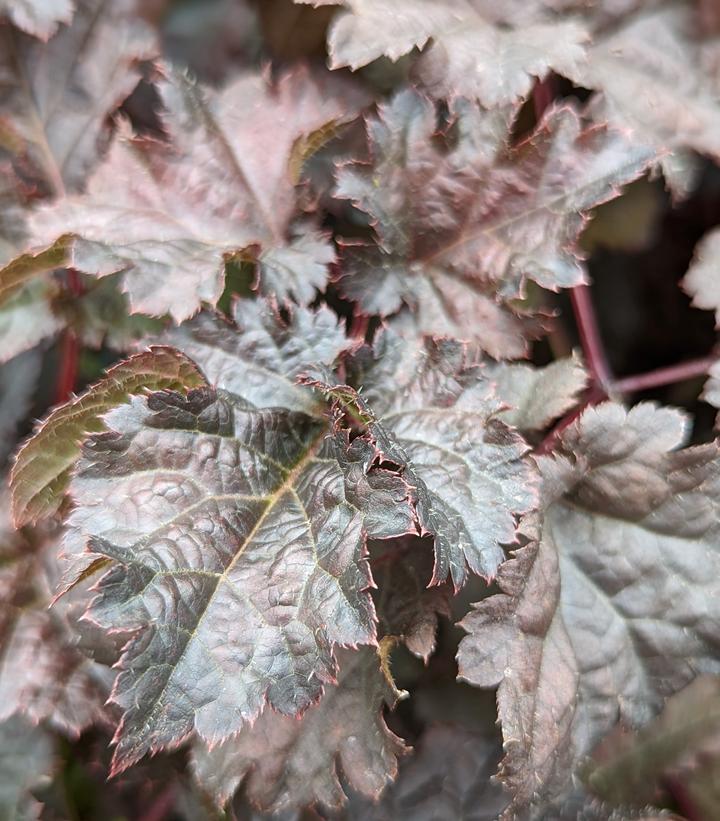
[{"left": 113, "top": 427, "right": 329, "bottom": 747}]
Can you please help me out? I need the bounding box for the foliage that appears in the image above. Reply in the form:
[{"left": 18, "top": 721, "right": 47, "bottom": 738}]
[{"left": 2, "top": 1, "right": 720, "bottom": 819}]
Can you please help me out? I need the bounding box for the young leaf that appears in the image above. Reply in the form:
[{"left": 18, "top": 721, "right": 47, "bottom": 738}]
[
  {"left": 0, "top": 495, "right": 106, "bottom": 735},
  {"left": 682, "top": 226, "right": 720, "bottom": 325},
  {"left": 0, "top": 0, "right": 74, "bottom": 39},
  {"left": 345, "top": 724, "right": 509, "bottom": 820},
  {"left": 0, "top": 715, "right": 54, "bottom": 821},
  {"left": 0, "top": 0, "right": 155, "bottom": 194},
  {"left": 336, "top": 90, "right": 655, "bottom": 355},
  {"left": 305, "top": 332, "right": 539, "bottom": 588},
  {"left": 458, "top": 402, "right": 720, "bottom": 814},
  {"left": 192, "top": 646, "right": 406, "bottom": 812},
  {"left": 11, "top": 346, "right": 205, "bottom": 527},
  {"left": 571, "top": 5, "right": 720, "bottom": 195},
  {"left": 297, "top": 0, "right": 588, "bottom": 107},
  {"left": 26, "top": 66, "right": 368, "bottom": 321},
  {"left": 486, "top": 353, "right": 588, "bottom": 432}
]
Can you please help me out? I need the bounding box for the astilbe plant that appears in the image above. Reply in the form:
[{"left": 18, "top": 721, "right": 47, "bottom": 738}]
[{"left": 3, "top": 1, "right": 720, "bottom": 819}]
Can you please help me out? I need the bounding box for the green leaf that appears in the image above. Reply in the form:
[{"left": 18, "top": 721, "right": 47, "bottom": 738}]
[{"left": 10, "top": 346, "right": 205, "bottom": 527}]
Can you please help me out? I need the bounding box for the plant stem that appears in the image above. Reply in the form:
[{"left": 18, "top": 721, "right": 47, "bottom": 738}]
[
  {"left": 535, "top": 384, "right": 606, "bottom": 455},
  {"left": 54, "top": 269, "right": 83, "bottom": 404},
  {"left": 614, "top": 355, "right": 715, "bottom": 394},
  {"left": 532, "top": 75, "right": 556, "bottom": 120},
  {"left": 570, "top": 285, "right": 613, "bottom": 393},
  {"left": 350, "top": 311, "right": 369, "bottom": 341}
]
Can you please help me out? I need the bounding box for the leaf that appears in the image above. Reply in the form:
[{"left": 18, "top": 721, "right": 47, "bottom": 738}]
[
  {"left": 702, "top": 360, "right": 720, "bottom": 416},
  {"left": 10, "top": 346, "right": 205, "bottom": 527},
  {"left": 0, "top": 279, "right": 63, "bottom": 364},
  {"left": 584, "top": 676, "right": 720, "bottom": 810},
  {"left": 458, "top": 402, "right": 720, "bottom": 815},
  {"left": 371, "top": 536, "right": 452, "bottom": 661},
  {"left": 67, "top": 385, "right": 411, "bottom": 773},
  {"left": 570, "top": 6, "right": 720, "bottom": 196},
  {"left": 0, "top": 715, "right": 54, "bottom": 821},
  {"left": 0, "top": 165, "right": 27, "bottom": 265},
  {"left": 61, "top": 306, "right": 412, "bottom": 771},
  {"left": 0, "top": 349, "right": 42, "bottom": 464},
  {"left": 0, "top": 0, "right": 156, "bottom": 193},
  {"left": 297, "top": 0, "right": 588, "bottom": 107},
  {"left": 486, "top": 353, "right": 588, "bottom": 432},
  {"left": 0, "top": 236, "right": 70, "bottom": 306},
  {"left": 304, "top": 331, "right": 539, "bottom": 588},
  {"left": 164, "top": 301, "right": 352, "bottom": 415},
  {"left": 457, "top": 518, "right": 579, "bottom": 815},
  {"left": 0, "top": 167, "right": 64, "bottom": 362},
  {"left": 192, "top": 646, "right": 407, "bottom": 812},
  {"left": 345, "top": 724, "right": 509, "bottom": 820},
  {"left": 0, "top": 494, "right": 107, "bottom": 735},
  {"left": 682, "top": 227, "right": 720, "bottom": 325},
  {"left": 335, "top": 90, "right": 655, "bottom": 355},
  {"left": 0, "top": 0, "right": 74, "bottom": 39},
  {"left": 27, "top": 66, "right": 368, "bottom": 321}
]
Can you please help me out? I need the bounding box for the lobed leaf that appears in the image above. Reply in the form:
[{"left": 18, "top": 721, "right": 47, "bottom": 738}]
[
  {"left": 11, "top": 346, "right": 205, "bottom": 527},
  {"left": 571, "top": 5, "right": 720, "bottom": 195},
  {"left": 336, "top": 90, "right": 655, "bottom": 355},
  {"left": 164, "top": 301, "right": 352, "bottom": 415},
  {"left": 0, "top": 0, "right": 156, "bottom": 194},
  {"left": 61, "top": 306, "right": 412, "bottom": 771},
  {"left": 459, "top": 402, "right": 720, "bottom": 814},
  {"left": 25, "top": 66, "right": 368, "bottom": 321},
  {"left": 486, "top": 353, "right": 588, "bottom": 432},
  {"left": 305, "top": 331, "right": 539, "bottom": 588},
  {"left": 0, "top": 494, "right": 107, "bottom": 735},
  {"left": 192, "top": 646, "right": 406, "bottom": 812},
  {"left": 682, "top": 226, "right": 720, "bottom": 326},
  {"left": 298, "top": 0, "right": 588, "bottom": 108},
  {"left": 66, "top": 385, "right": 411, "bottom": 773}
]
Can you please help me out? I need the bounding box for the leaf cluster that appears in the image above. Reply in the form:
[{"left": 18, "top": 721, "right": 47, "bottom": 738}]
[{"left": 2, "top": 1, "right": 720, "bottom": 820}]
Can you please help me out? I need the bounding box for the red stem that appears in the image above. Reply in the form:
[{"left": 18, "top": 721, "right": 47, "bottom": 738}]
[
  {"left": 532, "top": 75, "right": 556, "bottom": 120},
  {"left": 54, "top": 269, "right": 83, "bottom": 404},
  {"left": 535, "top": 384, "right": 606, "bottom": 455},
  {"left": 614, "top": 355, "right": 715, "bottom": 394},
  {"left": 350, "top": 311, "right": 369, "bottom": 341},
  {"left": 570, "top": 285, "right": 613, "bottom": 393}
]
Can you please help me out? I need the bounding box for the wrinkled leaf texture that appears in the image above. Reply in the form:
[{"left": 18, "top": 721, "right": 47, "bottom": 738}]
[
  {"left": 336, "top": 89, "right": 655, "bottom": 357},
  {"left": 23, "top": 65, "right": 368, "bottom": 322},
  {"left": 303, "top": 331, "right": 539, "bottom": 588},
  {"left": 62, "top": 303, "right": 414, "bottom": 774},
  {"left": 459, "top": 402, "right": 720, "bottom": 815}
]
